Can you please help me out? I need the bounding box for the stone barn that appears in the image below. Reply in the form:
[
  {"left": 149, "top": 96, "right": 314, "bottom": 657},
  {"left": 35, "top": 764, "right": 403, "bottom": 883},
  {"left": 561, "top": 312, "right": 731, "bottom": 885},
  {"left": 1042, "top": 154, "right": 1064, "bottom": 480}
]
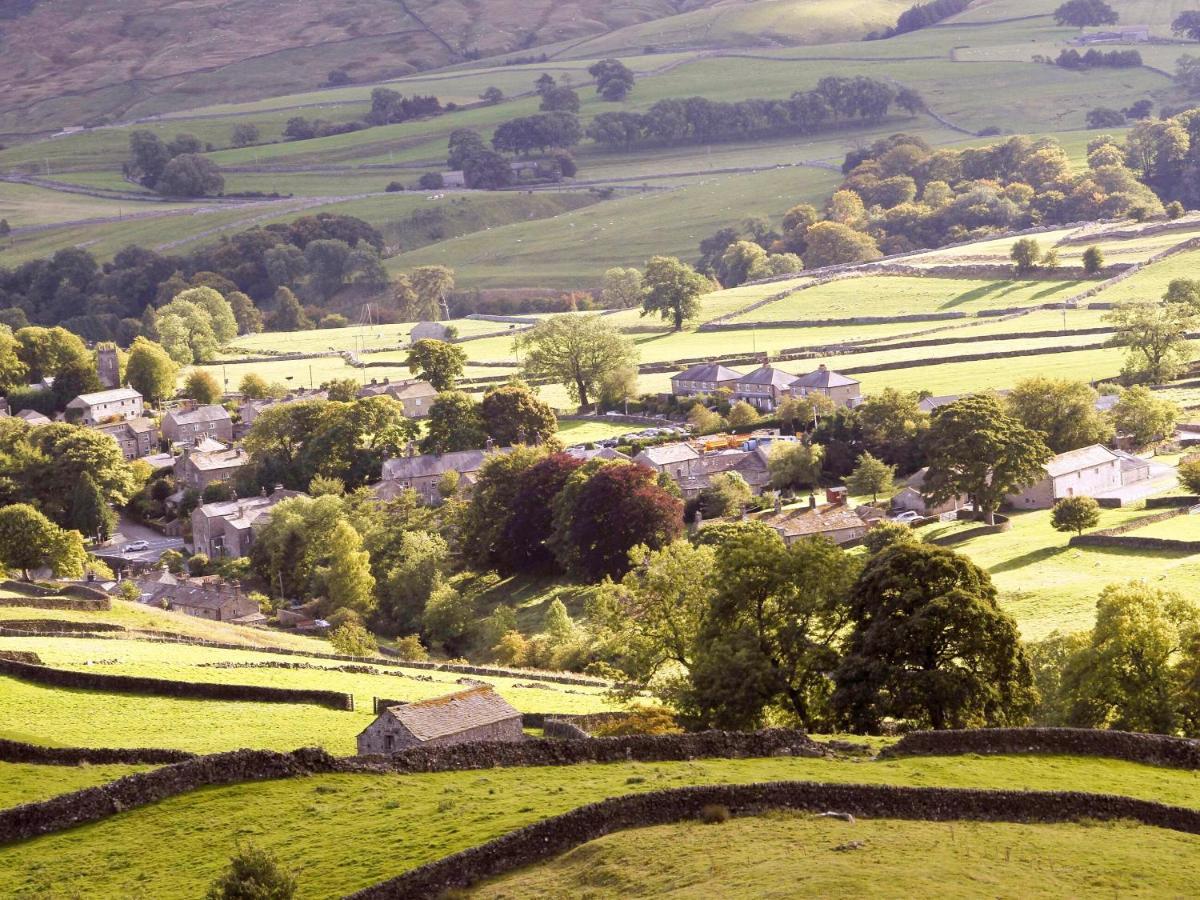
[{"left": 356, "top": 685, "right": 523, "bottom": 754}]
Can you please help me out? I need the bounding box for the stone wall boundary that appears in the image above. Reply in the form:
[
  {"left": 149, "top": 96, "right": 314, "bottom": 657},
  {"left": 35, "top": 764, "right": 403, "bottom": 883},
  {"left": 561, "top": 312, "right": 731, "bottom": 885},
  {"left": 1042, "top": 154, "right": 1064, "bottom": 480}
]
[
  {"left": 881, "top": 728, "right": 1200, "bottom": 769},
  {"left": 0, "top": 593, "right": 109, "bottom": 611},
  {"left": 0, "top": 657, "right": 354, "bottom": 710},
  {"left": 0, "top": 738, "right": 194, "bottom": 767},
  {"left": 343, "top": 781, "right": 1200, "bottom": 899}
]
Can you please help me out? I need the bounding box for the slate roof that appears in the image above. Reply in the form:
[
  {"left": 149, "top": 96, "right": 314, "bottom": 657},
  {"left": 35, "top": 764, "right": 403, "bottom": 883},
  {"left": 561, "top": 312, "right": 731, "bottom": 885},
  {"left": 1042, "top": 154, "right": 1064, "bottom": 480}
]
[
  {"left": 15, "top": 409, "right": 52, "bottom": 424},
  {"left": 95, "top": 416, "right": 157, "bottom": 436},
  {"left": 737, "top": 365, "right": 798, "bottom": 389},
  {"left": 385, "top": 686, "right": 520, "bottom": 742},
  {"left": 636, "top": 443, "right": 700, "bottom": 466},
  {"left": 185, "top": 447, "right": 249, "bottom": 472},
  {"left": 672, "top": 363, "right": 743, "bottom": 383},
  {"left": 147, "top": 581, "right": 243, "bottom": 611},
  {"left": 792, "top": 365, "right": 858, "bottom": 389},
  {"left": 165, "top": 405, "right": 231, "bottom": 426},
  {"left": 1043, "top": 444, "right": 1120, "bottom": 478},
  {"left": 389, "top": 380, "right": 437, "bottom": 400},
  {"left": 67, "top": 388, "right": 141, "bottom": 406},
  {"left": 566, "top": 447, "right": 631, "bottom": 462},
  {"left": 753, "top": 503, "right": 867, "bottom": 540},
  {"left": 381, "top": 447, "right": 511, "bottom": 481}
]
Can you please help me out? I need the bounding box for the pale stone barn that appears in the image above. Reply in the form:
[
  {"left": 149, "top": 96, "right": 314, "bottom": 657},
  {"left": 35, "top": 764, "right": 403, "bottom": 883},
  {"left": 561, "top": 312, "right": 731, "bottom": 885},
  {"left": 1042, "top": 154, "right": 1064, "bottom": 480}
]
[
  {"left": 356, "top": 686, "right": 523, "bottom": 754},
  {"left": 1006, "top": 444, "right": 1123, "bottom": 509}
]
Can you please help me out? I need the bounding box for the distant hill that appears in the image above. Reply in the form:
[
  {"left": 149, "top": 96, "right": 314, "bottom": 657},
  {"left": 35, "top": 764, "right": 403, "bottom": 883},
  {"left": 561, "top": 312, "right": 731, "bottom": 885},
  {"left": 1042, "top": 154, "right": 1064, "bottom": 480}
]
[{"left": 0, "top": 0, "right": 909, "bottom": 138}]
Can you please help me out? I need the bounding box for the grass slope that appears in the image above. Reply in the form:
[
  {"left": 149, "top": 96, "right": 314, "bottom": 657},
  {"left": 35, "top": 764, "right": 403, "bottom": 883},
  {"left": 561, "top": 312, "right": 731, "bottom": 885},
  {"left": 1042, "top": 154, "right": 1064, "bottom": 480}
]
[
  {"left": 0, "top": 753, "right": 1195, "bottom": 898},
  {"left": 471, "top": 813, "right": 1200, "bottom": 899},
  {"left": 0, "top": 762, "right": 152, "bottom": 809}
]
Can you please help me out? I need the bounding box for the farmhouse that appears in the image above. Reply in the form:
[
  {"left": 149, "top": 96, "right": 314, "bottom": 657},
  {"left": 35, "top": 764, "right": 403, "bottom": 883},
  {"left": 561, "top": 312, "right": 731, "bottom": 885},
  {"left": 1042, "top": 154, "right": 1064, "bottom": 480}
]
[
  {"left": 380, "top": 447, "right": 512, "bottom": 505},
  {"left": 191, "top": 487, "right": 302, "bottom": 559},
  {"left": 65, "top": 388, "right": 143, "bottom": 425},
  {"left": 175, "top": 444, "right": 250, "bottom": 491},
  {"left": 359, "top": 378, "right": 437, "bottom": 418},
  {"left": 92, "top": 416, "right": 159, "bottom": 461},
  {"left": 162, "top": 404, "right": 234, "bottom": 445},
  {"left": 357, "top": 686, "right": 523, "bottom": 754},
  {"left": 789, "top": 365, "right": 861, "bottom": 408},
  {"left": 670, "top": 362, "right": 742, "bottom": 398},
  {"left": 733, "top": 365, "right": 798, "bottom": 412},
  {"left": 633, "top": 442, "right": 701, "bottom": 479},
  {"left": 1007, "top": 444, "right": 1123, "bottom": 509}
]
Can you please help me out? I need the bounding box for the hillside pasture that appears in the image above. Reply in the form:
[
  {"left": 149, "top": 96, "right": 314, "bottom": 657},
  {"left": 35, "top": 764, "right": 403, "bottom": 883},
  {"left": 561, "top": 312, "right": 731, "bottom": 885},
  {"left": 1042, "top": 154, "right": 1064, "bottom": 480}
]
[
  {"left": 0, "top": 753, "right": 1195, "bottom": 899},
  {"left": 470, "top": 814, "right": 1200, "bottom": 899},
  {"left": 0, "top": 762, "right": 154, "bottom": 809}
]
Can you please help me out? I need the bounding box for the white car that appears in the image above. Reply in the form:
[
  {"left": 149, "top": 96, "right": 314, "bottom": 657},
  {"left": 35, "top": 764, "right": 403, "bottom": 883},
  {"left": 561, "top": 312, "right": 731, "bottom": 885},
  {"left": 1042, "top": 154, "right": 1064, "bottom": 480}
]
[
  {"left": 890, "top": 511, "right": 922, "bottom": 524},
  {"left": 122, "top": 540, "right": 150, "bottom": 553}
]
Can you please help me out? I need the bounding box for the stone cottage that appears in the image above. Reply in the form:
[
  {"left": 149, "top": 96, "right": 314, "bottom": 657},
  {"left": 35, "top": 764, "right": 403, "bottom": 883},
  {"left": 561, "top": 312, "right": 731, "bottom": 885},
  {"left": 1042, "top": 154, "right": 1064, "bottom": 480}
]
[
  {"left": 356, "top": 686, "right": 523, "bottom": 754},
  {"left": 162, "top": 404, "right": 234, "bottom": 445},
  {"left": 1007, "top": 444, "right": 1123, "bottom": 509},
  {"left": 66, "top": 388, "right": 144, "bottom": 425}
]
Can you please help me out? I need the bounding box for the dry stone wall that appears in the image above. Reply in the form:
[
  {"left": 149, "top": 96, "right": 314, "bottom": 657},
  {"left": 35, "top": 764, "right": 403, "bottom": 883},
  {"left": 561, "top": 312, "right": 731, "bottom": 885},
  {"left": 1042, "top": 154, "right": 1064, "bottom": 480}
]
[
  {"left": 345, "top": 781, "right": 1200, "bottom": 899},
  {"left": 882, "top": 728, "right": 1200, "bottom": 769},
  {"left": 0, "top": 738, "right": 194, "bottom": 766}
]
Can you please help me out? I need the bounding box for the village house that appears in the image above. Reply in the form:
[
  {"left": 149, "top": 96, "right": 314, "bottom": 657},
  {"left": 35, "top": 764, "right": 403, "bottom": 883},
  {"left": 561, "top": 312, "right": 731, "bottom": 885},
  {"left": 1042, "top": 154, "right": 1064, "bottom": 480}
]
[
  {"left": 633, "top": 442, "right": 701, "bottom": 480},
  {"left": 733, "top": 365, "right": 798, "bottom": 412},
  {"left": 93, "top": 417, "right": 160, "bottom": 461},
  {"left": 190, "top": 487, "right": 302, "bottom": 559},
  {"left": 379, "top": 447, "right": 512, "bottom": 505},
  {"left": 162, "top": 405, "right": 234, "bottom": 445},
  {"left": 15, "top": 409, "right": 52, "bottom": 425},
  {"left": 790, "top": 365, "right": 861, "bottom": 408},
  {"left": 891, "top": 467, "right": 964, "bottom": 517},
  {"left": 565, "top": 446, "right": 631, "bottom": 463},
  {"left": 175, "top": 444, "right": 251, "bottom": 492},
  {"left": 358, "top": 378, "right": 438, "bottom": 418},
  {"left": 670, "top": 362, "right": 743, "bottom": 398},
  {"left": 1007, "top": 444, "right": 1123, "bottom": 509},
  {"left": 65, "top": 388, "right": 144, "bottom": 425},
  {"left": 715, "top": 493, "right": 870, "bottom": 546},
  {"left": 239, "top": 389, "right": 328, "bottom": 428},
  {"left": 140, "top": 579, "right": 262, "bottom": 623},
  {"left": 356, "top": 686, "right": 523, "bottom": 754},
  {"left": 677, "top": 447, "right": 771, "bottom": 499}
]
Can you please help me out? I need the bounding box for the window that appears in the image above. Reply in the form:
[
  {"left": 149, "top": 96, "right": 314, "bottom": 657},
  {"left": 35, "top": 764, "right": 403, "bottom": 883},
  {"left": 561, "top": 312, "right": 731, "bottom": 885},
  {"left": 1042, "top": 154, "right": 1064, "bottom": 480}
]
[{"left": 384, "top": 734, "right": 394, "bottom": 750}]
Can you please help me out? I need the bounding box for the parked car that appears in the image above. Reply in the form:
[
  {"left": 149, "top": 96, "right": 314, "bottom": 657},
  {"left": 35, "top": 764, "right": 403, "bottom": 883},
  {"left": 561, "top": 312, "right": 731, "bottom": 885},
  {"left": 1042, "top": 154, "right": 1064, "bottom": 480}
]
[
  {"left": 122, "top": 540, "right": 150, "bottom": 553},
  {"left": 890, "top": 511, "right": 922, "bottom": 524}
]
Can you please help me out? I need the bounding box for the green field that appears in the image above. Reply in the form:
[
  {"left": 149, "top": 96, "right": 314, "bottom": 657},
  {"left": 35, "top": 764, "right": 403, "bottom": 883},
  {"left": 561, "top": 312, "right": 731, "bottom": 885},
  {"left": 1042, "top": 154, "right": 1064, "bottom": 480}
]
[
  {"left": 1, "top": 751, "right": 1196, "bottom": 899},
  {"left": 0, "top": 635, "right": 617, "bottom": 754},
  {"left": 471, "top": 814, "right": 1200, "bottom": 899},
  {"left": 918, "top": 503, "right": 1200, "bottom": 641},
  {"left": 0, "top": 762, "right": 152, "bottom": 809}
]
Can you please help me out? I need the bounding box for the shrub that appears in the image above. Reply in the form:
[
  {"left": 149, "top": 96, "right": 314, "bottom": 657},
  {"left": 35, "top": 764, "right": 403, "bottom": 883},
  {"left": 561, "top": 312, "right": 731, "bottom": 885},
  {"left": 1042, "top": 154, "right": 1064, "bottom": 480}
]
[
  {"left": 699, "top": 804, "right": 731, "bottom": 824},
  {"left": 1167, "top": 201, "right": 1186, "bottom": 220},
  {"left": 385, "top": 181, "right": 405, "bottom": 192},
  {"left": 328, "top": 621, "right": 378, "bottom": 657},
  {"left": 1050, "top": 495, "right": 1101, "bottom": 536},
  {"left": 115, "top": 580, "right": 141, "bottom": 603},
  {"left": 1178, "top": 458, "right": 1200, "bottom": 494},
  {"left": 392, "top": 634, "right": 429, "bottom": 661},
  {"left": 862, "top": 520, "right": 916, "bottom": 554},
  {"left": 206, "top": 843, "right": 297, "bottom": 900},
  {"left": 590, "top": 704, "right": 682, "bottom": 736}
]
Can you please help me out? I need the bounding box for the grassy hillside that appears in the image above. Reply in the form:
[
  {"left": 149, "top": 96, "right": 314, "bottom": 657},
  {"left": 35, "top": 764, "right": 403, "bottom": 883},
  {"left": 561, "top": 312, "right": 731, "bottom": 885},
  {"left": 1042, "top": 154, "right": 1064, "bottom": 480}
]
[
  {"left": 471, "top": 814, "right": 1200, "bottom": 898},
  {"left": 1, "top": 752, "right": 1195, "bottom": 898}
]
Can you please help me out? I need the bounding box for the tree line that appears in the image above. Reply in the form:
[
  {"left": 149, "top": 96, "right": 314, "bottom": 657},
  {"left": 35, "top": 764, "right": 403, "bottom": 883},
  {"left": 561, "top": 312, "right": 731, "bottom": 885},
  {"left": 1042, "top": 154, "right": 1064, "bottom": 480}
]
[{"left": 865, "top": 0, "right": 970, "bottom": 41}]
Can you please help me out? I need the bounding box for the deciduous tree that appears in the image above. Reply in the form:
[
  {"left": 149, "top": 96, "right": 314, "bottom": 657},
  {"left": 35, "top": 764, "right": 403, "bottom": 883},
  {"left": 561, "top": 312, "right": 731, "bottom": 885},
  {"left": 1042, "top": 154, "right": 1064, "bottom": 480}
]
[
  {"left": 846, "top": 452, "right": 895, "bottom": 502},
  {"left": 516, "top": 315, "right": 638, "bottom": 409},
  {"left": 421, "top": 391, "right": 487, "bottom": 454},
  {"left": 184, "top": 370, "right": 222, "bottom": 404},
  {"left": 480, "top": 382, "right": 557, "bottom": 446},
  {"left": 1051, "top": 495, "right": 1101, "bottom": 536},
  {"left": 641, "top": 255, "right": 709, "bottom": 330},
  {"left": 1006, "top": 376, "right": 1114, "bottom": 453},
  {"left": 124, "top": 337, "right": 179, "bottom": 403},
  {"left": 406, "top": 339, "right": 466, "bottom": 391},
  {"left": 1112, "top": 385, "right": 1179, "bottom": 446},
  {"left": 0, "top": 503, "right": 86, "bottom": 580}
]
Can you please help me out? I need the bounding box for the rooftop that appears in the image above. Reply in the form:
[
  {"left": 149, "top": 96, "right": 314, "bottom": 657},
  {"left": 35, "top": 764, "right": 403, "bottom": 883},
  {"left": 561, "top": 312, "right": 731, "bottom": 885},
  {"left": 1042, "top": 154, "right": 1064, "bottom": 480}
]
[
  {"left": 737, "top": 365, "right": 799, "bottom": 389},
  {"left": 1044, "top": 444, "right": 1121, "bottom": 478},
  {"left": 792, "top": 365, "right": 859, "bottom": 389},
  {"left": 184, "top": 447, "right": 250, "bottom": 471},
  {"left": 636, "top": 443, "right": 700, "bottom": 466},
  {"left": 166, "top": 405, "right": 231, "bottom": 426},
  {"left": 673, "top": 362, "right": 743, "bottom": 383},
  {"left": 383, "top": 686, "right": 520, "bottom": 742},
  {"left": 67, "top": 388, "right": 141, "bottom": 406},
  {"left": 382, "top": 447, "right": 510, "bottom": 481}
]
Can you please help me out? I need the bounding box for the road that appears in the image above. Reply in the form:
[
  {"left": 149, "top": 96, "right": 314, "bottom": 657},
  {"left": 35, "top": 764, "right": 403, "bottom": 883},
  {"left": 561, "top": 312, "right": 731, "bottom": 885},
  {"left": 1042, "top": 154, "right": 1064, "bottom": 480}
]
[{"left": 93, "top": 514, "right": 185, "bottom": 566}]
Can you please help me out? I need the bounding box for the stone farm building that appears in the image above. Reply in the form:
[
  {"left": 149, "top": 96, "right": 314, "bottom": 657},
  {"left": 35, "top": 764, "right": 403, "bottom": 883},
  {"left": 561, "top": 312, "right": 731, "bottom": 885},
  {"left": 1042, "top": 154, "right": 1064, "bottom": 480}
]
[
  {"left": 677, "top": 448, "right": 771, "bottom": 499},
  {"left": 357, "top": 686, "right": 523, "bottom": 754},
  {"left": 93, "top": 416, "right": 159, "bottom": 461},
  {"left": 632, "top": 443, "right": 701, "bottom": 480},
  {"left": 891, "top": 467, "right": 964, "bottom": 517},
  {"left": 162, "top": 404, "right": 234, "bottom": 445},
  {"left": 409, "top": 322, "right": 451, "bottom": 342},
  {"left": 66, "top": 388, "right": 143, "bottom": 425},
  {"left": 718, "top": 497, "right": 870, "bottom": 546},
  {"left": 1007, "top": 444, "right": 1123, "bottom": 509}
]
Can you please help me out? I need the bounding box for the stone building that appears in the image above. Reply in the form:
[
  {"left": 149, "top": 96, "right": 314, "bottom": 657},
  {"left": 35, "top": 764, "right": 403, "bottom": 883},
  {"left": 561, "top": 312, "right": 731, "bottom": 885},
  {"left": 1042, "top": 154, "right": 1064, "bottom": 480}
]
[
  {"left": 379, "top": 447, "right": 511, "bottom": 505},
  {"left": 409, "top": 322, "right": 451, "bottom": 343},
  {"left": 632, "top": 443, "right": 701, "bottom": 480},
  {"left": 357, "top": 686, "right": 523, "bottom": 754},
  {"left": 789, "top": 364, "right": 861, "bottom": 408},
  {"left": 733, "top": 365, "right": 798, "bottom": 412},
  {"left": 66, "top": 388, "right": 144, "bottom": 425},
  {"left": 1007, "top": 444, "right": 1123, "bottom": 509},
  {"left": 190, "top": 487, "right": 302, "bottom": 559},
  {"left": 93, "top": 417, "right": 160, "bottom": 461},
  {"left": 96, "top": 345, "right": 120, "bottom": 389},
  {"left": 162, "top": 405, "right": 234, "bottom": 445},
  {"left": 359, "top": 378, "right": 438, "bottom": 418},
  {"left": 239, "top": 389, "right": 328, "bottom": 428},
  {"left": 670, "top": 362, "right": 742, "bottom": 398},
  {"left": 140, "top": 579, "right": 261, "bottom": 623},
  {"left": 175, "top": 444, "right": 250, "bottom": 491}
]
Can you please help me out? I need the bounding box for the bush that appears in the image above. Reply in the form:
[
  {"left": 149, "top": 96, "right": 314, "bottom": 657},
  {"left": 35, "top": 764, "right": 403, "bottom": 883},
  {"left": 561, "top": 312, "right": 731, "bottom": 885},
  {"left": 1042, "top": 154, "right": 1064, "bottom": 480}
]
[
  {"left": 1050, "top": 495, "right": 1101, "bottom": 536},
  {"left": 392, "top": 634, "right": 429, "bottom": 661},
  {"left": 206, "top": 843, "right": 297, "bottom": 900},
  {"left": 1167, "top": 201, "right": 1186, "bottom": 220},
  {"left": 590, "top": 705, "right": 682, "bottom": 736},
  {"left": 328, "top": 621, "right": 378, "bottom": 657},
  {"left": 1178, "top": 458, "right": 1200, "bottom": 494},
  {"left": 385, "top": 181, "right": 405, "bottom": 192},
  {"left": 115, "top": 580, "right": 141, "bottom": 603},
  {"left": 862, "top": 520, "right": 916, "bottom": 554},
  {"left": 699, "top": 804, "right": 731, "bottom": 824}
]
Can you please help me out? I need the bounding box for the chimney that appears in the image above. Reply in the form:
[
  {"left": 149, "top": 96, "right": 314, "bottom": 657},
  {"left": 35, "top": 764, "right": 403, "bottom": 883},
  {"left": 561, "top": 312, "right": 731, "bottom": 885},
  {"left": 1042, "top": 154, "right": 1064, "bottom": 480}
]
[{"left": 808, "top": 493, "right": 817, "bottom": 510}]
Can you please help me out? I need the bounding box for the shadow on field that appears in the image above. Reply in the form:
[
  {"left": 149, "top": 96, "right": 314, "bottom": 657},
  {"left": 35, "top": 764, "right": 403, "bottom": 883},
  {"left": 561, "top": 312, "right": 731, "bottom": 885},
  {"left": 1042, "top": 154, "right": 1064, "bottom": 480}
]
[{"left": 988, "top": 545, "right": 1066, "bottom": 574}]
